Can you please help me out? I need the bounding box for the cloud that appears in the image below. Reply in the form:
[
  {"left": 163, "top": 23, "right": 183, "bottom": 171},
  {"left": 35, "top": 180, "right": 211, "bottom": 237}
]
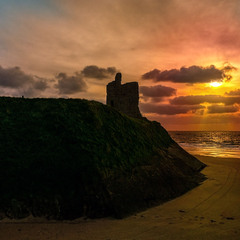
[
  {"left": 55, "top": 64, "right": 116, "bottom": 95},
  {"left": 142, "top": 65, "right": 236, "bottom": 84},
  {"left": 33, "top": 76, "right": 48, "bottom": 90},
  {"left": 0, "top": 64, "right": 116, "bottom": 97},
  {"left": 81, "top": 65, "right": 117, "bottom": 79},
  {"left": 140, "top": 102, "right": 205, "bottom": 115},
  {"left": 142, "top": 69, "right": 160, "bottom": 81},
  {"left": 207, "top": 104, "right": 239, "bottom": 114},
  {"left": 0, "top": 65, "right": 49, "bottom": 91},
  {"left": 140, "top": 85, "right": 176, "bottom": 98},
  {"left": 170, "top": 95, "right": 240, "bottom": 105},
  {"left": 0, "top": 65, "right": 49, "bottom": 97},
  {"left": 0, "top": 65, "right": 33, "bottom": 88},
  {"left": 55, "top": 72, "right": 87, "bottom": 94},
  {"left": 225, "top": 89, "right": 240, "bottom": 96}
]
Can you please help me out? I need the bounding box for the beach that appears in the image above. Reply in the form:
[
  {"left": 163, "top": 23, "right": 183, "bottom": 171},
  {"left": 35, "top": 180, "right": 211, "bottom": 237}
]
[{"left": 0, "top": 155, "right": 239, "bottom": 240}]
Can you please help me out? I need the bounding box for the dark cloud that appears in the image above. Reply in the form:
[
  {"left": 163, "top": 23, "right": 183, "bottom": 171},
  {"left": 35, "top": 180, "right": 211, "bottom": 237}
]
[
  {"left": 140, "top": 85, "right": 176, "bottom": 98},
  {"left": 33, "top": 77, "right": 48, "bottom": 90},
  {"left": 170, "top": 95, "right": 240, "bottom": 105},
  {"left": 140, "top": 103, "right": 205, "bottom": 115},
  {"left": 142, "top": 69, "right": 160, "bottom": 80},
  {"left": 225, "top": 89, "right": 240, "bottom": 96},
  {"left": 207, "top": 104, "right": 239, "bottom": 114},
  {"left": 81, "top": 65, "right": 117, "bottom": 79},
  {"left": 0, "top": 66, "right": 49, "bottom": 97},
  {"left": 0, "top": 65, "right": 49, "bottom": 91},
  {"left": 55, "top": 72, "right": 87, "bottom": 94},
  {"left": 222, "top": 64, "right": 238, "bottom": 81},
  {"left": 0, "top": 66, "right": 33, "bottom": 88},
  {"left": 142, "top": 65, "right": 236, "bottom": 84}
]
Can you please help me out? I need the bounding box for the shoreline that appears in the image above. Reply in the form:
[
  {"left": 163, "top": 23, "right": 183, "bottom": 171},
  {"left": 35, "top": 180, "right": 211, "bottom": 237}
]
[{"left": 1, "top": 155, "right": 240, "bottom": 240}]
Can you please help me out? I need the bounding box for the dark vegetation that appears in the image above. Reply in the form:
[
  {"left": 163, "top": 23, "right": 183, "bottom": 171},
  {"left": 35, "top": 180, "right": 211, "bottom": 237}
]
[{"left": 0, "top": 97, "right": 205, "bottom": 219}]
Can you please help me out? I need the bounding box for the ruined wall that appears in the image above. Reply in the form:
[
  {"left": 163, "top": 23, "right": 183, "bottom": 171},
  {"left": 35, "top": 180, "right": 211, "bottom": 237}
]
[{"left": 106, "top": 73, "right": 142, "bottom": 118}]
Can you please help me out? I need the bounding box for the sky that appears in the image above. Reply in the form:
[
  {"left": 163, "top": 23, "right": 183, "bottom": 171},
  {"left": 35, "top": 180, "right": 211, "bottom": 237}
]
[{"left": 1, "top": 0, "right": 240, "bottom": 131}]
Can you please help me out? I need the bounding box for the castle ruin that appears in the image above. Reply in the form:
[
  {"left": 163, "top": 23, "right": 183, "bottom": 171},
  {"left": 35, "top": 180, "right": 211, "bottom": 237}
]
[{"left": 106, "top": 73, "right": 142, "bottom": 118}]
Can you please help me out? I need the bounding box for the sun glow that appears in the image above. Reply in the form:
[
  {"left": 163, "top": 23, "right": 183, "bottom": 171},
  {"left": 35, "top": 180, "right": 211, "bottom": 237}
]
[{"left": 210, "top": 81, "right": 223, "bottom": 87}]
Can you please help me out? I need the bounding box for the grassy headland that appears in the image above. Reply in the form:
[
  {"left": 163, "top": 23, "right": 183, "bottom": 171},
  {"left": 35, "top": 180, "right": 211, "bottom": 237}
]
[{"left": 0, "top": 97, "right": 205, "bottom": 219}]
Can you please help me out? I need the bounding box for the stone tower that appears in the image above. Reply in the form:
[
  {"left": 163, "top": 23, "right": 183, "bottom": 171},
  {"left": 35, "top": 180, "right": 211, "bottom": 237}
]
[{"left": 106, "top": 73, "right": 142, "bottom": 118}]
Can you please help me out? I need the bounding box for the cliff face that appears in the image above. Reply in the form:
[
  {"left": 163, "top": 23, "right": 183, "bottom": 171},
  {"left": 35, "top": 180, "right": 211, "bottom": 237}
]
[{"left": 0, "top": 97, "right": 205, "bottom": 219}]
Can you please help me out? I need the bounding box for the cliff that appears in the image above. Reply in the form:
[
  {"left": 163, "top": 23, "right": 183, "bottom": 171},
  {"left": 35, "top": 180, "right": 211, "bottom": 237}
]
[{"left": 0, "top": 97, "right": 205, "bottom": 219}]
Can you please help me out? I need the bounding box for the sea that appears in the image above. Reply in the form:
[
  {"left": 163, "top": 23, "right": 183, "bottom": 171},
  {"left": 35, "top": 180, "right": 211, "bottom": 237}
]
[{"left": 169, "top": 131, "right": 240, "bottom": 158}]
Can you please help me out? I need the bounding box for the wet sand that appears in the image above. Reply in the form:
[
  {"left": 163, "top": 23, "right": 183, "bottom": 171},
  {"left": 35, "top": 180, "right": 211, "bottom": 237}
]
[{"left": 1, "top": 155, "right": 240, "bottom": 240}]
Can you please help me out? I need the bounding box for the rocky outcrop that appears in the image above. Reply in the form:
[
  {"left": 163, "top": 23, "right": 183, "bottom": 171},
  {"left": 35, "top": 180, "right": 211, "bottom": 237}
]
[{"left": 106, "top": 73, "right": 142, "bottom": 118}]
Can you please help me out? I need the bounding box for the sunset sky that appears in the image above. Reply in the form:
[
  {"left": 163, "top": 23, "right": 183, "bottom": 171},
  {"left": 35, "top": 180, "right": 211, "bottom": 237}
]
[{"left": 1, "top": 0, "right": 240, "bottom": 131}]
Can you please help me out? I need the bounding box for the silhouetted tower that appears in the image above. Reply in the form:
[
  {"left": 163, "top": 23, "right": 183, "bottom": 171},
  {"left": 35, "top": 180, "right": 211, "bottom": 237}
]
[
  {"left": 106, "top": 73, "right": 142, "bottom": 118},
  {"left": 115, "top": 72, "right": 122, "bottom": 85}
]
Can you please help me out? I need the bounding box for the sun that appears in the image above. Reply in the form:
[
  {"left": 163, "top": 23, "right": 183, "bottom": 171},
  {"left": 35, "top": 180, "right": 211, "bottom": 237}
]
[{"left": 210, "top": 81, "right": 223, "bottom": 87}]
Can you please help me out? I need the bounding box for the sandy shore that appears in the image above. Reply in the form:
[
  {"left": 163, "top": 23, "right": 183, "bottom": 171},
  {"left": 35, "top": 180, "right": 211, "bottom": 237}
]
[{"left": 0, "top": 155, "right": 239, "bottom": 240}]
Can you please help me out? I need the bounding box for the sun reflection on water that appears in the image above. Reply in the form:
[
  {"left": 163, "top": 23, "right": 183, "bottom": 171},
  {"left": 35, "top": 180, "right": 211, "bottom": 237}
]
[{"left": 170, "top": 131, "right": 240, "bottom": 158}]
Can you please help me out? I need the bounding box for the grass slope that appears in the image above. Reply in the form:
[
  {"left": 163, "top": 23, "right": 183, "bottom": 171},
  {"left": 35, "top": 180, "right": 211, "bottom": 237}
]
[{"left": 0, "top": 97, "right": 205, "bottom": 219}]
